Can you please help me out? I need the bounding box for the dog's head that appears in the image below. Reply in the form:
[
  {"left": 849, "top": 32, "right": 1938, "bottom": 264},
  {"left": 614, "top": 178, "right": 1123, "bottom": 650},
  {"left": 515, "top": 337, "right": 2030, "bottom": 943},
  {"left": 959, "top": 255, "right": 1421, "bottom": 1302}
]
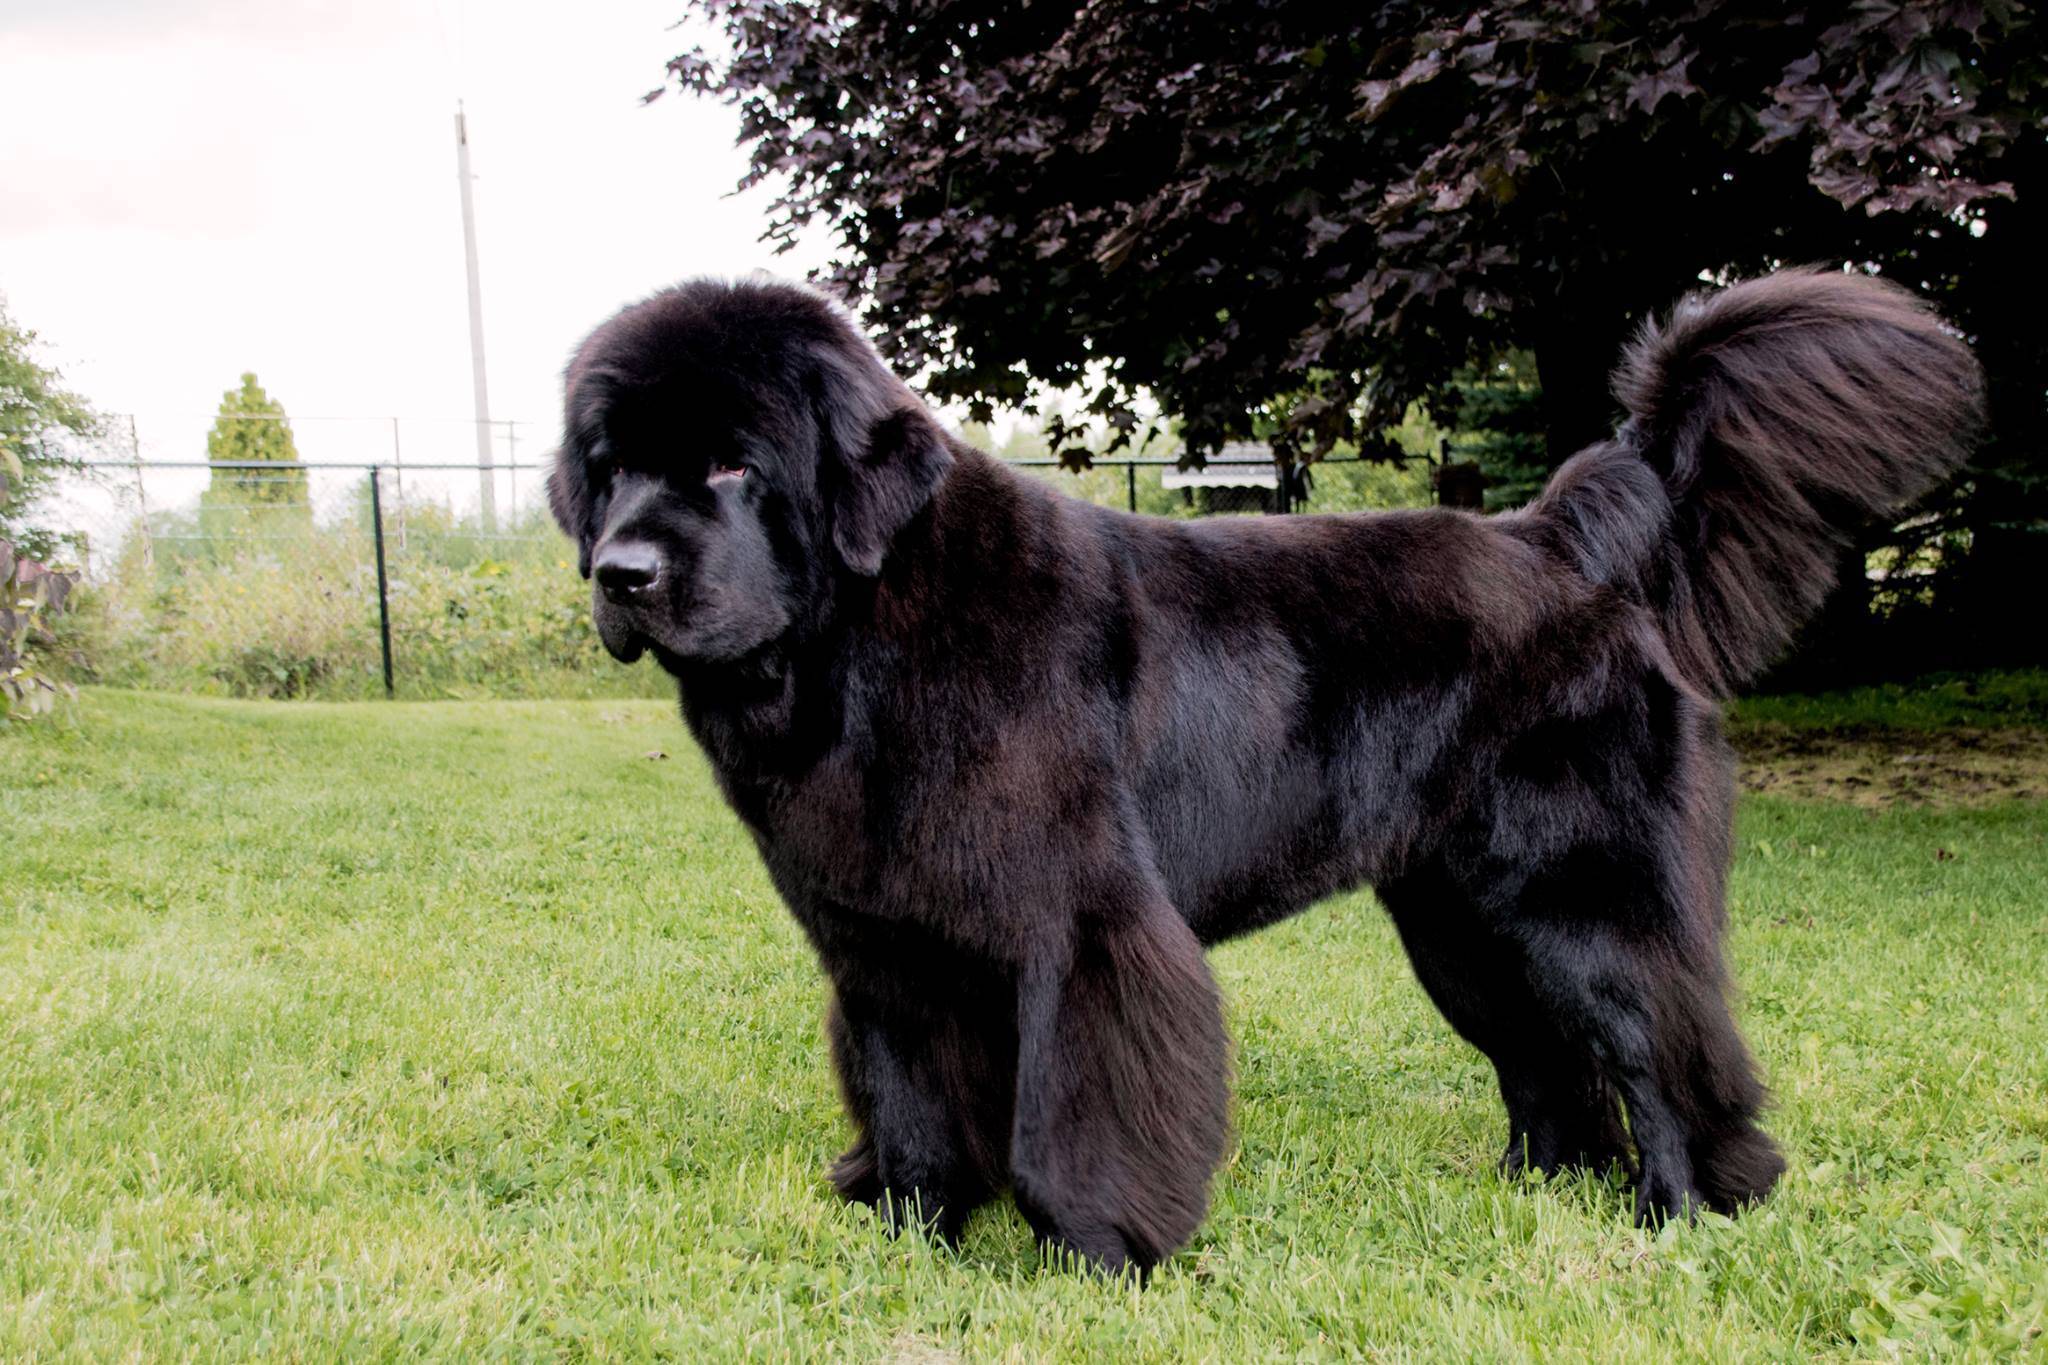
[{"left": 546, "top": 278, "right": 953, "bottom": 665}]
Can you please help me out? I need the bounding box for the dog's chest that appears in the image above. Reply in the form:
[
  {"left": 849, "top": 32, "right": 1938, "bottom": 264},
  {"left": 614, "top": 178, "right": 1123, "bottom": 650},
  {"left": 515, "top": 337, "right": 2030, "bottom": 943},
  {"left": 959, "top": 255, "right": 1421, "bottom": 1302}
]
[{"left": 709, "top": 746, "right": 875, "bottom": 908}]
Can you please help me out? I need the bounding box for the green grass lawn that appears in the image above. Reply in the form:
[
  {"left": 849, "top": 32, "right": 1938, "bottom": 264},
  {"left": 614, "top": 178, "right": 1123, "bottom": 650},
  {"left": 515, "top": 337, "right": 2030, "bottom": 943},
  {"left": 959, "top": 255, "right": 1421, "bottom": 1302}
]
[
  {"left": 3, "top": 692, "right": 2045, "bottom": 1360},
  {"left": 1729, "top": 670, "right": 2048, "bottom": 734}
]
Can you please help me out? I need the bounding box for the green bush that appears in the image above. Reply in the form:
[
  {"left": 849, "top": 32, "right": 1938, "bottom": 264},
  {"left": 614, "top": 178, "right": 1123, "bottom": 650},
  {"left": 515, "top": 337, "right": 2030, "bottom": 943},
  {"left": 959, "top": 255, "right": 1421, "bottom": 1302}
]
[
  {"left": 73, "top": 510, "right": 666, "bottom": 702},
  {"left": 380, "top": 553, "right": 660, "bottom": 699}
]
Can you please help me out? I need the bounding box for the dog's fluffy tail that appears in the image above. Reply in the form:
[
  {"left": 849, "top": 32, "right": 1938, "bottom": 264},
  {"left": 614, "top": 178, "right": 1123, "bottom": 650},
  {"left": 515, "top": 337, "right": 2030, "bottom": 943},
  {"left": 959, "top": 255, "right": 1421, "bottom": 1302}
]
[{"left": 1527, "top": 268, "right": 1985, "bottom": 698}]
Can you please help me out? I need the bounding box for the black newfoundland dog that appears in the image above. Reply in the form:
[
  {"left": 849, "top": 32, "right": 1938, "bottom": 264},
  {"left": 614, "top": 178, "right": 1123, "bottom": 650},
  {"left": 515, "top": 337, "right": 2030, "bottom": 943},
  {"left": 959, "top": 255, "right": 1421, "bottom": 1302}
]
[{"left": 547, "top": 269, "right": 1981, "bottom": 1273}]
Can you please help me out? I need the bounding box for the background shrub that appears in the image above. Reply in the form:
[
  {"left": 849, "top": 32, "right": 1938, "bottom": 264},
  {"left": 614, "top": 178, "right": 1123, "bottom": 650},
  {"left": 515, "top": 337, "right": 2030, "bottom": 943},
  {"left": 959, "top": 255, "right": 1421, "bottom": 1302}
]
[{"left": 73, "top": 500, "right": 666, "bottom": 701}]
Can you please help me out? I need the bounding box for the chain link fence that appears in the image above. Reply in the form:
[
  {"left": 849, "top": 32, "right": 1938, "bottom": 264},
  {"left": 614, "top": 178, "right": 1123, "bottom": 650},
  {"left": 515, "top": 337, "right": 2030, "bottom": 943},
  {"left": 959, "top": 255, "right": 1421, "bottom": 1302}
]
[{"left": 53, "top": 416, "right": 1442, "bottom": 700}]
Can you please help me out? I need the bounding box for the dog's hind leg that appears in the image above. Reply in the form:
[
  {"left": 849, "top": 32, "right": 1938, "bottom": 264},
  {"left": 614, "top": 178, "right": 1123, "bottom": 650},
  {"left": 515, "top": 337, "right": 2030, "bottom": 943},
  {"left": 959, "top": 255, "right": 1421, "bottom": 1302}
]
[
  {"left": 1652, "top": 949, "right": 1785, "bottom": 1214},
  {"left": 826, "top": 989, "right": 1015, "bottom": 1244},
  {"left": 1380, "top": 871, "right": 1632, "bottom": 1181},
  {"left": 1515, "top": 905, "right": 1781, "bottom": 1222},
  {"left": 1010, "top": 879, "right": 1230, "bottom": 1276}
]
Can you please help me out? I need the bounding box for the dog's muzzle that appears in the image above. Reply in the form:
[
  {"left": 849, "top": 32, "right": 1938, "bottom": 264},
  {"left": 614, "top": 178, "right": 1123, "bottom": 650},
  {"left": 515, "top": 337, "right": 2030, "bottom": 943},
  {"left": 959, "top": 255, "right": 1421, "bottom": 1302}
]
[{"left": 594, "top": 539, "right": 663, "bottom": 605}]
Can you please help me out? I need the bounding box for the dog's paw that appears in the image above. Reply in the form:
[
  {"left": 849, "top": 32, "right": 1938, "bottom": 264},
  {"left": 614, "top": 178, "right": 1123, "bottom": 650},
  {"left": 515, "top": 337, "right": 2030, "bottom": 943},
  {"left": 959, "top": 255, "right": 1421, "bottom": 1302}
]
[
  {"left": 1035, "top": 1227, "right": 1153, "bottom": 1281},
  {"left": 876, "top": 1187, "right": 969, "bottom": 1248},
  {"left": 1499, "top": 1121, "right": 1634, "bottom": 1182},
  {"left": 1631, "top": 1169, "right": 1706, "bottom": 1226},
  {"left": 827, "top": 1138, "right": 882, "bottom": 1206},
  {"left": 1693, "top": 1124, "right": 1785, "bottom": 1214}
]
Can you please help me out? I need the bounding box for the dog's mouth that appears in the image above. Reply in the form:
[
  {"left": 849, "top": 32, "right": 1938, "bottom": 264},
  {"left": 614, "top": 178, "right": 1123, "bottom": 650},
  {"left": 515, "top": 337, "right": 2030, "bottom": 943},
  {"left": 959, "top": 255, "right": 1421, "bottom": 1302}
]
[
  {"left": 600, "top": 628, "right": 647, "bottom": 664},
  {"left": 592, "top": 595, "right": 649, "bottom": 663},
  {"left": 593, "top": 592, "right": 745, "bottom": 668},
  {"left": 592, "top": 580, "right": 795, "bottom": 672}
]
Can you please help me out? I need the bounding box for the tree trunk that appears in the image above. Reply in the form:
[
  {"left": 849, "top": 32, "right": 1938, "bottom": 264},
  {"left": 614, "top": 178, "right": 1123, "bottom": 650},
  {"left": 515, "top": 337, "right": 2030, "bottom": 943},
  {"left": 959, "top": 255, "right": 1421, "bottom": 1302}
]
[
  {"left": 1764, "top": 540, "right": 1875, "bottom": 691},
  {"left": 1532, "top": 335, "right": 1620, "bottom": 467},
  {"left": 1530, "top": 296, "right": 1636, "bottom": 469},
  {"left": 1944, "top": 134, "right": 2048, "bottom": 671}
]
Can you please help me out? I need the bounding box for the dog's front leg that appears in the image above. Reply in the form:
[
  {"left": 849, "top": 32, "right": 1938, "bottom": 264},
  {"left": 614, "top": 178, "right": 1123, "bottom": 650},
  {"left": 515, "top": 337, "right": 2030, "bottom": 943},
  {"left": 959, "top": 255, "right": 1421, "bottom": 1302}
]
[
  {"left": 1010, "top": 885, "right": 1231, "bottom": 1276},
  {"left": 825, "top": 990, "right": 1009, "bottom": 1244}
]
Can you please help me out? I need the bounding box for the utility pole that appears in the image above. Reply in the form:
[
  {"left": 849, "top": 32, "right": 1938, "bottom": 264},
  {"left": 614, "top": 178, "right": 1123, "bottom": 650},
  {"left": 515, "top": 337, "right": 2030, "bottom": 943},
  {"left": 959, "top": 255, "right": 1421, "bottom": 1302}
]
[
  {"left": 129, "top": 414, "right": 152, "bottom": 569},
  {"left": 455, "top": 101, "right": 496, "bottom": 531}
]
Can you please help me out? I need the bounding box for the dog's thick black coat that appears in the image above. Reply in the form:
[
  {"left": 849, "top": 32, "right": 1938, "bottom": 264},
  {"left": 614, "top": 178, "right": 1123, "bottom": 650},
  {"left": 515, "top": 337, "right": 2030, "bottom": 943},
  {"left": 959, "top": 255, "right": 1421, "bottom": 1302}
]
[{"left": 548, "top": 270, "right": 1983, "bottom": 1273}]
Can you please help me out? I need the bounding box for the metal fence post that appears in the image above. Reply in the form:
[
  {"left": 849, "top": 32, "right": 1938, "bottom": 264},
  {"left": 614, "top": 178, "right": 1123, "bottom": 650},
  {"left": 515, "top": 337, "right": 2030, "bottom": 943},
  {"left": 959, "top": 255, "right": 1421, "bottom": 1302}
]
[
  {"left": 1126, "top": 461, "right": 1137, "bottom": 513},
  {"left": 369, "top": 467, "right": 394, "bottom": 698}
]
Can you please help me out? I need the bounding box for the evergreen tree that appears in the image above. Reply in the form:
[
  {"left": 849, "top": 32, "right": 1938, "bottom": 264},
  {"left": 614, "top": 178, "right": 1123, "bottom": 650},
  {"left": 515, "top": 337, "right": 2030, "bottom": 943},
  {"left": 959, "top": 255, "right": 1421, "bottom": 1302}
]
[
  {"left": 1442, "top": 352, "right": 1549, "bottom": 513},
  {"left": 201, "top": 373, "right": 309, "bottom": 540}
]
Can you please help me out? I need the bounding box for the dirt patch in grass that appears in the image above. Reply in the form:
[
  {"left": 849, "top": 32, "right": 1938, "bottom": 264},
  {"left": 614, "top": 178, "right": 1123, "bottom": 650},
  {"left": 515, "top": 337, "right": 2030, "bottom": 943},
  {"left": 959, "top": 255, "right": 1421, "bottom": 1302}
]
[{"left": 1733, "top": 724, "right": 2048, "bottom": 807}]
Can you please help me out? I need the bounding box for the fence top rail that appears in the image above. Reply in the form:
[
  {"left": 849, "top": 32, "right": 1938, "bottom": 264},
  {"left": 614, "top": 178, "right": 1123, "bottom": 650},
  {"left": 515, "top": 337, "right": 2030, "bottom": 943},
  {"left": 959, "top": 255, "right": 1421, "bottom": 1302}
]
[
  {"left": 80, "top": 458, "right": 554, "bottom": 472},
  {"left": 112, "top": 413, "right": 534, "bottom": 425},
  {"left": 80, "top": 453, "right": 1395, "bottom": 473}
]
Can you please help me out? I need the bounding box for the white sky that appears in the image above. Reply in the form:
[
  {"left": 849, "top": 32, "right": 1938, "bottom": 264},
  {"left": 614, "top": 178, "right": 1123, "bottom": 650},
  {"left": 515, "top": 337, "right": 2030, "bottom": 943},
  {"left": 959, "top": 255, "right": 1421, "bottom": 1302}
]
[{"left": 2, "top": 0, "right": 828, "bottom": 523}]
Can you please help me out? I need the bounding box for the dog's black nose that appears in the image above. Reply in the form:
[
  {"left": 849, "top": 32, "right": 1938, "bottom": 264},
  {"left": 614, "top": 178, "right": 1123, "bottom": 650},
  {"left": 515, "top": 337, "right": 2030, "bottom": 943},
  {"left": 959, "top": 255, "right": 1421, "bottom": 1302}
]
[{"left": 594, "top": 541, "right": 662, "bottom": 603}]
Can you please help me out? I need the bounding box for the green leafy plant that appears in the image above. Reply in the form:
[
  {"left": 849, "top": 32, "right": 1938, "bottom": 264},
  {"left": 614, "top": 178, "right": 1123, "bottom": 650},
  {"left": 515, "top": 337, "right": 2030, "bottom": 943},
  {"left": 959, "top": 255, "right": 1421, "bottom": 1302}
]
[
  {"left": 0, "top": 443, "right": 77, "bottom": 721},
  {"left": 0, "top": 296, "right": 98, "bottom": 564}
]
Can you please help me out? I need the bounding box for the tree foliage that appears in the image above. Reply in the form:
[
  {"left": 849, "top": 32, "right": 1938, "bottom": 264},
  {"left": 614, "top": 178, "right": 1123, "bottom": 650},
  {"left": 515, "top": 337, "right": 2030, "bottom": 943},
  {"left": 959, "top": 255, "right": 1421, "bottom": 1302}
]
[
  {"left": 673, "top": 1, "right": 2034, "bottom": 459},
  {"left": 0, "top": 297, "right": 97, "bottom": 561},
  {"left": 202, "top": 373, "right": 309, "bottom": 526},
  {"left": 674, "top": 0, "right": 2045, "bottom": 671}
]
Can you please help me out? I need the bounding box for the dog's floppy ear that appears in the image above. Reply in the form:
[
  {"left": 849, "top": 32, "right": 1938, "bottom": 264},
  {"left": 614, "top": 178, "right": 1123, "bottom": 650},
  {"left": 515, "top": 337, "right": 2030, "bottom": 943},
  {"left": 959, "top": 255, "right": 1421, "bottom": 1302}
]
[
  {"left": 545, "top": 449, "right": 593, "bottom": 579},
  {"left": 548, "top": 353, "right": 611, "bottom": 580},
  {"left": 832, "top": 405, "right": 954, "bottom": 576},
  {"left": 814, "top": 345, "right": 954, "bottom": 577}
]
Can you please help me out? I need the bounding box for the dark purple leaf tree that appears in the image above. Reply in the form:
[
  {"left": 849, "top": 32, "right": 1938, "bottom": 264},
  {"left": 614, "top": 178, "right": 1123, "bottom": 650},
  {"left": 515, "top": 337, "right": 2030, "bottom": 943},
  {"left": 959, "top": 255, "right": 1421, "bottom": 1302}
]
[{"left": 669, "top": 0, "right": 2044, "bottom": 672}]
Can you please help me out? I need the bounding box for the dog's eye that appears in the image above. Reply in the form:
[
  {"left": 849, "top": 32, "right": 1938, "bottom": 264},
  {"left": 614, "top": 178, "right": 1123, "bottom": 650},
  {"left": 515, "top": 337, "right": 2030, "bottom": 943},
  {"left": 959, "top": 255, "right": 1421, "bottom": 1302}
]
[{"left": 708, "top": 462, "right": 749, "bottom": 484}]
